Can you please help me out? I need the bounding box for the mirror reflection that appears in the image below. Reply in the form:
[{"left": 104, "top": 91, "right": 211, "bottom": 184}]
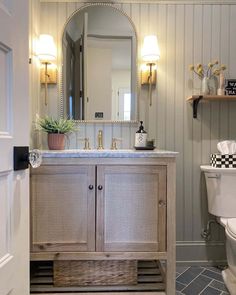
[{"left": 62, "top": 5, "right": 137, "bottom": 121}]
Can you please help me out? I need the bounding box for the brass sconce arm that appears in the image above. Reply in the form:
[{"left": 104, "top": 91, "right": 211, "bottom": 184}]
[
  {"left": 37, "top": 34, "right": 57, "bottom": 106},
  {"left": 141, "top": 35, "right": 160, "bottom": 107}
]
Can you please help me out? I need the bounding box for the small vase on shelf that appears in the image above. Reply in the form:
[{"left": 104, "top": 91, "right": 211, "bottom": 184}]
[
  {"left": 208, "top": 76, "right": 218, "bottom": 95},
  {"left": 189, "top": 61, "right": 227, "bottom": 97},
  {"left": 201, "top": 77, "right": 210, "bottom": 95},
  {"left": 217, "top": 72, "right": 225, "bottom": 96}
]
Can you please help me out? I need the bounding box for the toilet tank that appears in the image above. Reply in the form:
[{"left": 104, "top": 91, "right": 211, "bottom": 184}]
[{"left": 201, "top": 165, "right": 236, "bottom": 218}]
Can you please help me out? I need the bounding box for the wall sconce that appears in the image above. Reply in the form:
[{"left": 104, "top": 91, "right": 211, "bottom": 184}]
[
  {"left": 37, "top": 34, "right": 57, "bottom": 106},
  {"left": 141, "top": 35, "right": 160, "bottom": 106}
]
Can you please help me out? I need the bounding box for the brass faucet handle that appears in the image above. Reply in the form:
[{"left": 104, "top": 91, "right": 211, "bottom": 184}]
[
  {"left": 77, "top": 137, "right": 91, "bottom": 150},
  {"left": 84, "top": 137, "right": 91, "bottom": 150},
  {"left": 111, "top": 138, "right": 122, "bottom": 150}
]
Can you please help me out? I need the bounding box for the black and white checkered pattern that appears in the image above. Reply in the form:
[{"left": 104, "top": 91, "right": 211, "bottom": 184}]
[{"left": 211, "top": 153, "right": 236, "bottom": 168}]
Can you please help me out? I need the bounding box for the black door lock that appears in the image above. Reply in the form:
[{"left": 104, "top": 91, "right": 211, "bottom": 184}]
[{"left": 13, "top": 146, "right": 42, "bottom": 171}]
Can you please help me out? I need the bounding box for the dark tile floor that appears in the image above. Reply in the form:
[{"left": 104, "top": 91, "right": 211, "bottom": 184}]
[{"left": 176, "top": 266, "right": 230, "bottom": 295}]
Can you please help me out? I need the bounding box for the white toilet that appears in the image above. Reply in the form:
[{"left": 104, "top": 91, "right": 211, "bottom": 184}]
[{"left": 201, "top": 165, "right": 236, "bottom": 295}]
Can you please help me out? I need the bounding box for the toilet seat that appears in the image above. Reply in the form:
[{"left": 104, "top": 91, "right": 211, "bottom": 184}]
[
  {"left": 219, "top": 217, "right": 227, "bottom": 227},
  {"left": 226, "top": 218, "right": 236, "bottom": 239}
]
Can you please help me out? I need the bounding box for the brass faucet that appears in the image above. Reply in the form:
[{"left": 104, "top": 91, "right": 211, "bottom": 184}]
[
  {"left": 97, "top": 130, "right": 104, "bottom": 150},
  {"left": 111, "top": 137, "right": 122, "bottom": 150}
]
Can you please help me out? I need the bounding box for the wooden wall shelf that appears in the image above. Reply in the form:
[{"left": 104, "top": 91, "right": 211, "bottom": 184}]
[{"left": 187, "top": 95, "right": 236, "bottom": 118}]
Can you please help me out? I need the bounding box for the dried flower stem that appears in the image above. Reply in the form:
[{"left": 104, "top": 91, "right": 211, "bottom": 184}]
[{"left": 193, "top": 69, "right": 203, "bottom": 78}]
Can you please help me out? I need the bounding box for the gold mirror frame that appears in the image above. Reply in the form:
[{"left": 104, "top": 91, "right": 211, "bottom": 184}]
[{"left": 59, "top": 3, "right": 139, "bottom": 124}]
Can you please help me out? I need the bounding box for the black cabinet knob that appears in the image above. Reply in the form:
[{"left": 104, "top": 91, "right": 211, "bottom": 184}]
[
  {"left": 88, "top": 184, "right": 94, "bottom": 190},
  {"left": 98, "top": 185, "right": 103, "bottom": 190}
]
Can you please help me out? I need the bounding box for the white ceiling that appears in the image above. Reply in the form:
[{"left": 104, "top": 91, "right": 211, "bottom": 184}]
[{"left": 41, "top": 0, "right": 236, "bottom": 4}]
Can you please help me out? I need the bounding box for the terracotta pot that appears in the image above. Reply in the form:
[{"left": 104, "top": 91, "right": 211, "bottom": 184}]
[{"left": 47, "top": 133, "right": 65, "bottom": 150}]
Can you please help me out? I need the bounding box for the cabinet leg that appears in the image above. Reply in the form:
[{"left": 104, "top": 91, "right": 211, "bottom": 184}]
[{"left": 166, "top": 257, "right": 176, "bottom": 295}]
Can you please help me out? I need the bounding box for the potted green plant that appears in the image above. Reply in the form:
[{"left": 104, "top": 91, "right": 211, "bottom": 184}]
[{"left": 36, "top": 117, "right": 77, "bottom": 150}]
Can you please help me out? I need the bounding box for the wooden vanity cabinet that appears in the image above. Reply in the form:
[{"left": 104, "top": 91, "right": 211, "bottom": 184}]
[
  {"left": 31, "top": 164, "right": 166, "bottom": 253},
  {"left": 30, "top": 156, "right": 176, "bottom": 295}
]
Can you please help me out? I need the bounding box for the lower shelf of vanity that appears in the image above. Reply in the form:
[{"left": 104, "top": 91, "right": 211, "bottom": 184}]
[{"left": 30, "top": 260, "right": 165, "bottom": 293}]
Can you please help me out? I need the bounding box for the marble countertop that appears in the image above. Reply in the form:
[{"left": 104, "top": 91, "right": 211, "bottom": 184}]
[{"left": 40, "top": 149, "right": 178, "bottom": 158}]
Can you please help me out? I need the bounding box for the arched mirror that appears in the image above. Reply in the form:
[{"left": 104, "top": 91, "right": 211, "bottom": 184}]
[{"left": 61, "top": 4, "right": 137, "bottom": 122}]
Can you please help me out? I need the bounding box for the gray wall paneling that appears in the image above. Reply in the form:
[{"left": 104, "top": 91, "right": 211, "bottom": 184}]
[{"left": 30, "top": 1, "right": 236, "bottom": 263}]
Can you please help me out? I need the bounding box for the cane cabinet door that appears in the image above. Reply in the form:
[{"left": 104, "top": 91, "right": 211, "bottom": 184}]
[
  {"left": 31, "top": 165, "right": 95, "bottom": 252},
  {"left": 96, "top": 165, "right": 167, "bottom": 252}
]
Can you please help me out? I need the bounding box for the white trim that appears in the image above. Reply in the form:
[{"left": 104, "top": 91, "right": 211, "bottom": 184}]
[
  {"left": 0, "top": 2, "right": 11, "bottom": 16},
  {"left": 0, "top": 170, "right": 12, "bottom": 176},
  {"left": 40, "top": 0, "right": 236, "bottom": 4},
  {"left": 0, "top": 133, "right": 12, "bottom": 137},
  {"left": 0, "top": 254, "right": 13, "bottom": 268}
]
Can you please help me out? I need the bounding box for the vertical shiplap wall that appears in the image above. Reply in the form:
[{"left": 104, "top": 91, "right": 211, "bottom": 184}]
[{"left": 35, "top": 2, "right": 236, "bottom": 262}]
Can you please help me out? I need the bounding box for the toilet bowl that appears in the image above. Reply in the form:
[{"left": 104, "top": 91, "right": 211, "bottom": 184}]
[
  {"left": 201, "top": 165, "right": 236, "bottom": 295},
  {"left": 220, "top": 218, "right": 236, "bottom": 294}
]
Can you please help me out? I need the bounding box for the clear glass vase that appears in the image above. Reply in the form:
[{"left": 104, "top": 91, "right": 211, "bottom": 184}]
[
  {"left": 208, "top": 76, "right": 218, "bottom": 95},
  {"left": 201, "top": 76, "right": 218, "bottom": 95},
  {"left": 201, "top": 77, "right": 210, "bottom": 95}
]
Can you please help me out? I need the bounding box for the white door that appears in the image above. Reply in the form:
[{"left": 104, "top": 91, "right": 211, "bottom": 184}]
[{"left": 0, "top": 0, "right": 29, "bottom": 295}]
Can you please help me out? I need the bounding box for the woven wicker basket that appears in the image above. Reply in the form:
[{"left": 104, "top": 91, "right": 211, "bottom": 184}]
[{"left": 54, "top": 260, "right": 138, "bottom": 287}]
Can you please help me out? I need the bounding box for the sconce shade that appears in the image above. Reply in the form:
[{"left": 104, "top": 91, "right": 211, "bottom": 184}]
[
  {"left": 37, "top": 34, "right": 56, "bottom": 62},
  {"left": 142, "top": 35, "right": 160, "bottom": 62}
]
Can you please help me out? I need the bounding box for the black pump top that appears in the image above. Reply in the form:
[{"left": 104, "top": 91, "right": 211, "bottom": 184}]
[{"left": 136, "top": 121, "right": 147, "bottom": 133}]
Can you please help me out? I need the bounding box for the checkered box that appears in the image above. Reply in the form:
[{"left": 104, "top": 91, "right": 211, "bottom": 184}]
[{"left": 210, "top": 153, "right": 236, "bottom": 168}]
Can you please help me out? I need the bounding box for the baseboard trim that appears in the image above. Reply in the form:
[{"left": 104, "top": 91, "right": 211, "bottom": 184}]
[
  {"left": 176, "top": 260, "right": 227, "bottom": 266},
  {"left": 176, "top": 241, "right": 226, "bottom": 265}
]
